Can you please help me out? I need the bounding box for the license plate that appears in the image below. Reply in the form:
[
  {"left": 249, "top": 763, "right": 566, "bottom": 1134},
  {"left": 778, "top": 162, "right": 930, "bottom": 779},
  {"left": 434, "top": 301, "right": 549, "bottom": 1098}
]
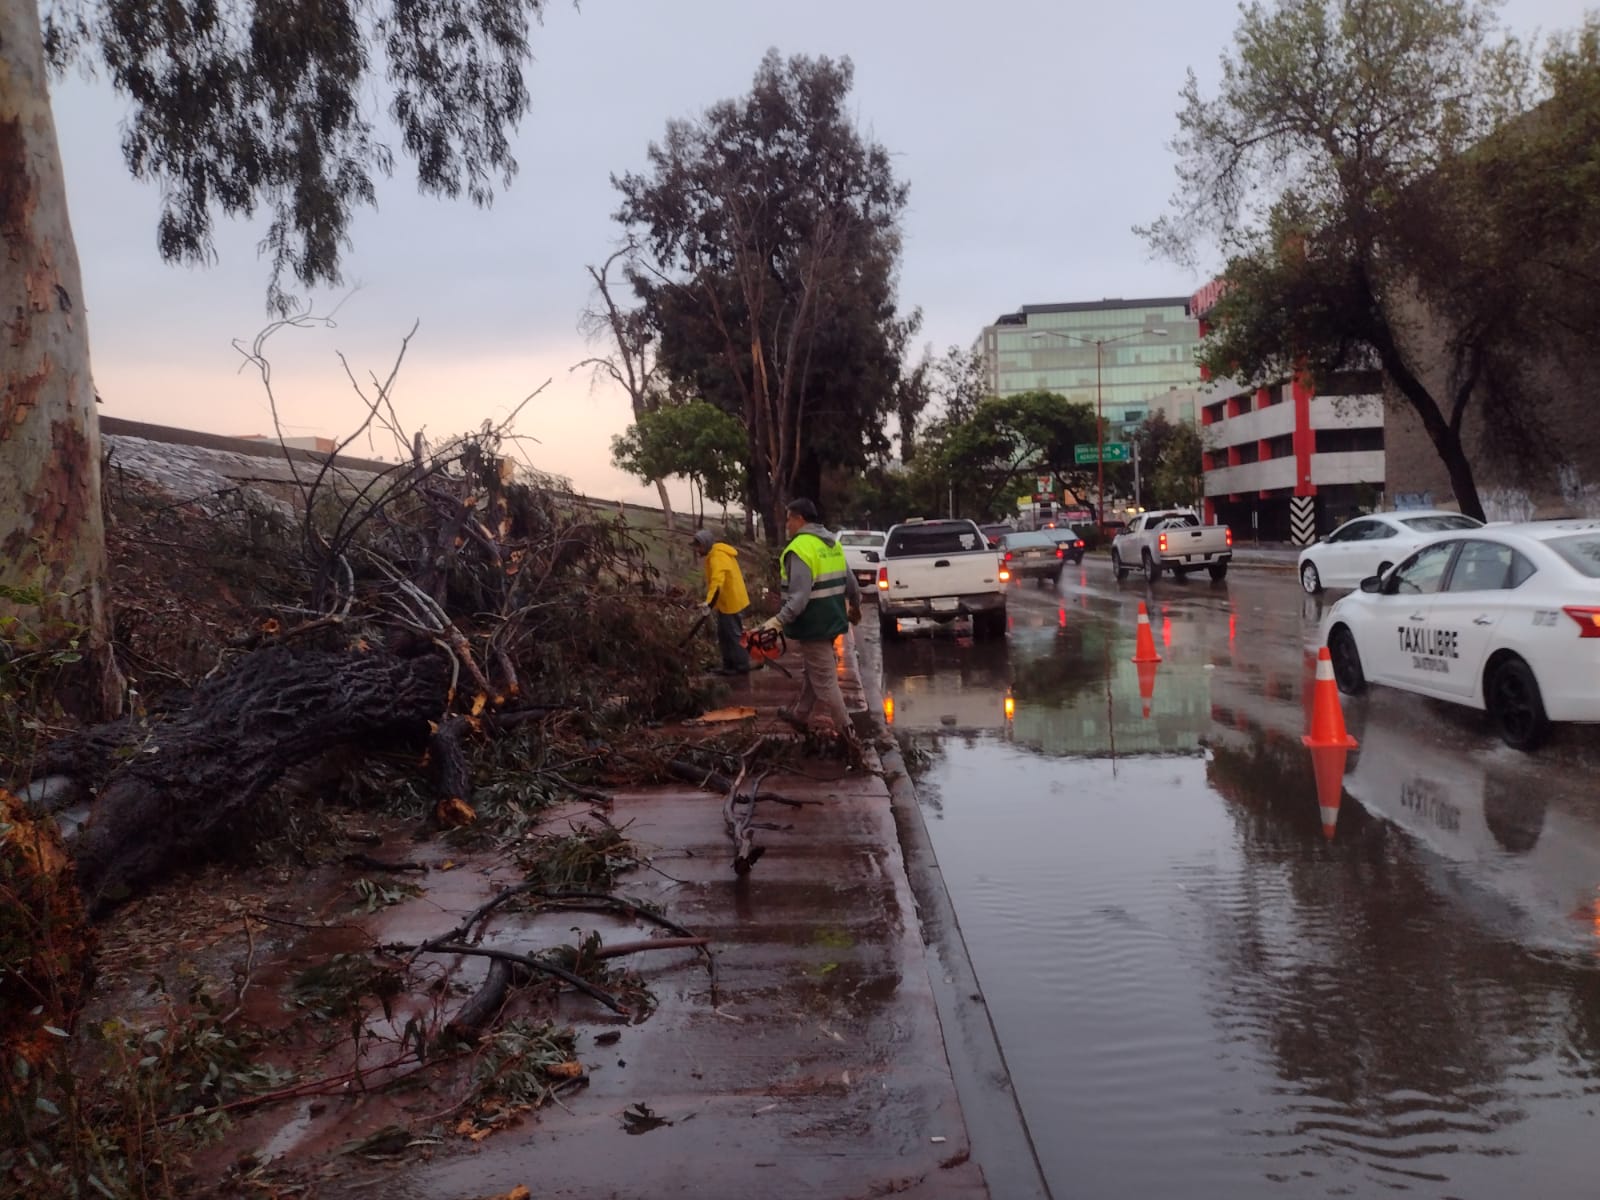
[{"left": 931, "top": 597, "right": 959, "bottom": 612}]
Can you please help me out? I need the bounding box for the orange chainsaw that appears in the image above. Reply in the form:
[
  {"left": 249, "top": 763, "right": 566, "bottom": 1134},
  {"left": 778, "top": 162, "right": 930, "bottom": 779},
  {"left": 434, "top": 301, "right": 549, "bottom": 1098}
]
[{"left": 742, "top": 625, "right": 787, "bottom": 669}]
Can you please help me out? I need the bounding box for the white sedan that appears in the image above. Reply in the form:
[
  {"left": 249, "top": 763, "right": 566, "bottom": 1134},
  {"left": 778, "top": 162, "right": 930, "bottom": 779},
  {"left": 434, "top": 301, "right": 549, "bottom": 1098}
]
[
  {"left": 836, "top": 529, "right": 887, "bottom": 591},
  {"left": 1298, "top": 510, "right": 1482, "bottom": 594},
  {"left": 1320, "top": 521, "right": 1600, "bottom": 750}
]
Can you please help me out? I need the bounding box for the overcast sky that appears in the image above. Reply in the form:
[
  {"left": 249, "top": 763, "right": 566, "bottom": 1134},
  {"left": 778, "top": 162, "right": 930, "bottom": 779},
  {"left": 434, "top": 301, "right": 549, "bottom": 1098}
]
[{"left": 50, "top": 0, "right": 1596, "bottom": 505}]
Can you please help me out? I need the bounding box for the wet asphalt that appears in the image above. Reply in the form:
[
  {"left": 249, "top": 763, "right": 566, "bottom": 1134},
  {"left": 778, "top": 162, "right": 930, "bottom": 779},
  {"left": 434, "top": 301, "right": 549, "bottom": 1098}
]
[{"left": 863, "top": 558, "right": 1600, "bottom": 1200}]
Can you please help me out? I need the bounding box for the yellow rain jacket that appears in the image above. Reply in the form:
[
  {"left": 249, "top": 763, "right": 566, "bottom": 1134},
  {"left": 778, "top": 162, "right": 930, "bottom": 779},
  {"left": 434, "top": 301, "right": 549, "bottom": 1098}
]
[{"left": 703, "top": 542, "right": 750, "bottom": 614}]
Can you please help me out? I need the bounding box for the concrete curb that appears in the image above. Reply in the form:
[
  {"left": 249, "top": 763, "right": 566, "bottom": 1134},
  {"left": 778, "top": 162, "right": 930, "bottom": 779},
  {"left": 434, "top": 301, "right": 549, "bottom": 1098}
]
[{"left": 846, "top": 631, "right": 1055, "bottom": 1200}]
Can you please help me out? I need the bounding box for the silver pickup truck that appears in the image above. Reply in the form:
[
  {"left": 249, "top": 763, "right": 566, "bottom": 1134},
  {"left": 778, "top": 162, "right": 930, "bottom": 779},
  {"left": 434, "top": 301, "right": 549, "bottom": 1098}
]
[
  {"left": 875, "top": 518, "right": 1008, "bottom": 640},
  {"left": 1111, "top": 508, "right": 1233, "bottom": 582}
]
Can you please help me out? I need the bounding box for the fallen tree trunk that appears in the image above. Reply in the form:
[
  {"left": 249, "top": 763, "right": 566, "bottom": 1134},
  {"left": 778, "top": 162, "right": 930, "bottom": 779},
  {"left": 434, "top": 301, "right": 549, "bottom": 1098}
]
[{"left": 47, "top": 644, "right": 450, "bottom": 915}]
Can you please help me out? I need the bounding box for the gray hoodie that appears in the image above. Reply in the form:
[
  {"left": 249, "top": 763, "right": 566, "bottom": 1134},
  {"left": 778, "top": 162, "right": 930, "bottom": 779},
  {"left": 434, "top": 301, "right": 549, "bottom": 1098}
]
[{"left": 776, "top": 523, "right": 861, "bottom": 626}]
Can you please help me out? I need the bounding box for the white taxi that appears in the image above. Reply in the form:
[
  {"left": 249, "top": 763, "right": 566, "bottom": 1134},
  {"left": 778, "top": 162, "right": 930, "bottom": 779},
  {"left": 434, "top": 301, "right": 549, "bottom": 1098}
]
[
  {"left": 1320, "top": 521, "right": 1600, "bottom": 750},
  {"left": 1298, "top": 509, "right": 1482, "bottom": 594}
]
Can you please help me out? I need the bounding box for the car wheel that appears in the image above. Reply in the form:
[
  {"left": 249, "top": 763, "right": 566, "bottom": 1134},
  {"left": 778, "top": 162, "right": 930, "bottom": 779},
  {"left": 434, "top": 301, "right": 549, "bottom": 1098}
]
[
  {"left": 1142, "top": 551, "right": 1162, "bottom": 583},
  {"left": 1208, "top": 562, "right": 1228, "bottom": 582},
  {"left": 1486, "top": 656, "right": 1551, "bottom": 752},
  {"left": 1111, "top": 549, "right": 1129, "bottom": 581},
  {"left": 1328, "top": 625, "right": 1366, "bottom": 695},
  {"left": 1300, "top": 561, "right": 1322, "bottom": 595}
]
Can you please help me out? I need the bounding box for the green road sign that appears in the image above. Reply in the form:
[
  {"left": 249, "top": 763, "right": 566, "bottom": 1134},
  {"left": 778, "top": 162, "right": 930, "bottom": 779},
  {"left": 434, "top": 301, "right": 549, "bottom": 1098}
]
[{"left": 1074, "top": 442, "right": 1129, "bottom": 464}]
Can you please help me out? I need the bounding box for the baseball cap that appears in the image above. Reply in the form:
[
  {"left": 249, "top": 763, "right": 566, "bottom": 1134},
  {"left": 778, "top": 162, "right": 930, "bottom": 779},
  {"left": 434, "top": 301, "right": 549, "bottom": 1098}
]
[{"left": 786, "top": 498, "right": 820, "bottom": 522}]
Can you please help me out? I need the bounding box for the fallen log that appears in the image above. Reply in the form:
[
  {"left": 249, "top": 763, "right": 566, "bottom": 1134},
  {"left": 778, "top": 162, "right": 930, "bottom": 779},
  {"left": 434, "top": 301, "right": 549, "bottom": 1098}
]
[{"left": 48, "top": 644, "right": 451, "bottom": 915}]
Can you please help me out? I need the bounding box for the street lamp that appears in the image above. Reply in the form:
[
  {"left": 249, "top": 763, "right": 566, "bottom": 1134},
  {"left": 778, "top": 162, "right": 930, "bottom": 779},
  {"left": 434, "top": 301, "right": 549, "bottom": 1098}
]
[{"left": 1029, "top": 327, "right": 1168, "bottom": 531}]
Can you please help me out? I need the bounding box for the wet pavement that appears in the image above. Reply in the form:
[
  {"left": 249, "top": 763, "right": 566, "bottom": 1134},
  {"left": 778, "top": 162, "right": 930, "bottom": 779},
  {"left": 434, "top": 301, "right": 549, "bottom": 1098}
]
[
  {"left": 335, "top": 634, "right": 995, "bottom": 1200},
  {"left": 867, "top": 560, "right": 1600, "bottom": 1200}
]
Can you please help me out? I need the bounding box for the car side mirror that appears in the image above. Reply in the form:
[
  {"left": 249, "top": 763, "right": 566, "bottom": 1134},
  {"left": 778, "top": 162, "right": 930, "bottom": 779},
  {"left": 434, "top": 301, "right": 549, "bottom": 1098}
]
[
  {"left": 1359, "top": 575, "right": 1383, "bottom": 594},
  {"left": 864, "top": 550, "right": 880, "bottom": 563}
]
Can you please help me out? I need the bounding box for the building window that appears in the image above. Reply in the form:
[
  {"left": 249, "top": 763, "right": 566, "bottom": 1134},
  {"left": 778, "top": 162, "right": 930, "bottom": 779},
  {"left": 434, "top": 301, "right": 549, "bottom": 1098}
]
[{"left": 1314, "top": 427, "right": 1385, "bottom": 453}]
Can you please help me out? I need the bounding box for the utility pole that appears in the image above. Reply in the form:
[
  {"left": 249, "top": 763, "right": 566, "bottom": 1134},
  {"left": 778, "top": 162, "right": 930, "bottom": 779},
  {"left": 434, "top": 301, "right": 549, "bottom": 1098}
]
[
  {"left": 1132, "top": 438, "right": 1141, "bottom": 511},
  {"left": 1095, "top": 342, "right": 1104, "bottom": 531}
]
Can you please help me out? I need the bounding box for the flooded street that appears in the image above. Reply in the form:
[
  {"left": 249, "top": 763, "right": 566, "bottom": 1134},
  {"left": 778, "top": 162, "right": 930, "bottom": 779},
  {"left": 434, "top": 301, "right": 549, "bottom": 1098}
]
[{"left": 865, "top": 563, "right": 1600, "bottom": 1199}]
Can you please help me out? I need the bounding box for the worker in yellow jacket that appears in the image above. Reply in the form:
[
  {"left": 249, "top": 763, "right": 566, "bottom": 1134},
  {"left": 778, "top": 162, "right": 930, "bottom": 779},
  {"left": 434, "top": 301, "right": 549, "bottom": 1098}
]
[{"left": 693, "top": 528, "right": 752, "bottom": 674}]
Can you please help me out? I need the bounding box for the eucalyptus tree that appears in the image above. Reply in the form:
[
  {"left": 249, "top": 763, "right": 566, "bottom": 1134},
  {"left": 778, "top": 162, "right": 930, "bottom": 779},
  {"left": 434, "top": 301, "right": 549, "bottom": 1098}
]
[{"left": 1, "top": 0, "right": 561, "bottom": 712}]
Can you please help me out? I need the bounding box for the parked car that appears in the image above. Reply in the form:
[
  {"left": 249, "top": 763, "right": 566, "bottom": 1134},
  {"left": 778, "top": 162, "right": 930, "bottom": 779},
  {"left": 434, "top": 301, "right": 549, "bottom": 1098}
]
[
  {"left": 1040, "top": 525, "right": 1087, "bottom": 564},
  {"left": 997, "top": 530, "right": 1068, "bottom": 586},
  {"left": 876, "top": 518, "right": 1008, "bottom": 640},
  {"left": 836, "top": 529, "right": 887, "bottom": 592},
  {"left": 1298, "top": 510, "right": 1483, "bottom": 595},
  {"left": 1320, "top": 520, "right": 1600, "bottom": 750},
  {"left": 1111, "top": 509, "right": 1233, "bottom": 582}
]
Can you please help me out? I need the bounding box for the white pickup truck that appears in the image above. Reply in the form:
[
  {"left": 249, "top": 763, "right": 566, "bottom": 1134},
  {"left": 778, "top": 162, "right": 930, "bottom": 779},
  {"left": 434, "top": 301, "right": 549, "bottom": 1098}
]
[
  {"left": 1111, "top": 508, "right": 1234, "bottom": 583},
  {"left": 875, "top": 518, "right": 1008, "bottom": 640}
]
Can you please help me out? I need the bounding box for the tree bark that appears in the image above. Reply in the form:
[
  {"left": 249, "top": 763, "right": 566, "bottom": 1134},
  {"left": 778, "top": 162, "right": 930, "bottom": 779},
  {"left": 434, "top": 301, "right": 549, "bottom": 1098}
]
[
  {"left": 0, "top": 0, "right": 122, "bottom": 718},
  {"left": 654, "top": 478, "right": 675, "bottom": 532},
  {"left": 1369, "top": 327, "right": 1486, "bottom": 522},
  {"left": 47, "top": 645, "right": 451, "bottom": 915}
]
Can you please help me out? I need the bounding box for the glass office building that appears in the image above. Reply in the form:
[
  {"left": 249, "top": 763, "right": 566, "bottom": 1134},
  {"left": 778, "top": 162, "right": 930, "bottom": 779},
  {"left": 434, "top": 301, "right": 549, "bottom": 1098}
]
[{"left": 979, "top": 297, "right": 1203, "bottom": 431}]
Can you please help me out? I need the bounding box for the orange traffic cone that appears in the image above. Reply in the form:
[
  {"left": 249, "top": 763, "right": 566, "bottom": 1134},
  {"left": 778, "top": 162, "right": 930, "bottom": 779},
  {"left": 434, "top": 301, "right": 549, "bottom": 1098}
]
[
  {"left": 1302, "top": 646, "right": 1358, "bottom": 750},
  {"left": 1136, "top": 658, "right": 1159, "bottom": 719},
  {"left": 1309, "top": 745, "right": 1348, "bottom": 840},
  {"left": 1132, "top": 601, "right": 1162, "bottom": 664}
]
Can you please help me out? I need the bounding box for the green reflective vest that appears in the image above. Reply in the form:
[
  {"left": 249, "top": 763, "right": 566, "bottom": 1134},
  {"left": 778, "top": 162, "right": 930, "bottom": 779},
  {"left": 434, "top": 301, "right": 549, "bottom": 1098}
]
[{"left": 780, "top": 532, "right": 849, "bottom": 642}]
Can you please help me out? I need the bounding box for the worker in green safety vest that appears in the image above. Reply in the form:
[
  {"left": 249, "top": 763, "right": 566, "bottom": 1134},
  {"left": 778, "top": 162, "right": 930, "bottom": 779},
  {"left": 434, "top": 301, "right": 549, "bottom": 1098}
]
[{"left": 759, "top": 499, "right": 862, "bottom": 748}]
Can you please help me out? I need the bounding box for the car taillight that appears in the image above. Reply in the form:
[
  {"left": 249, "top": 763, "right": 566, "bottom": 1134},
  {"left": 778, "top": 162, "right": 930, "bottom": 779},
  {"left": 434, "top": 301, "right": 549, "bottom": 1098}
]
[
  {"left": 1564, "top": 606, "right": 1600, "bottom": 637},
  {"left": 1003, "top": 551, "right": 1013, "bottom": 561},
  {"left": 1074, "top": 540, "right": 1084, "bottom": 548},
  {"left": 999, "top": 566, "right": 1011, "bottom": 582},
  {"left": 876, "top": 566, "right": 889, "bottom": 591},
  {"left": 1225, "top": 528, "right": 1233, "bottom": 547},
  {"left": 1055, "top": 547, "right": 1065, "bottom": 558},
  {"left": 1158, "top": 532, "right": 1168, "bottom": 553}
]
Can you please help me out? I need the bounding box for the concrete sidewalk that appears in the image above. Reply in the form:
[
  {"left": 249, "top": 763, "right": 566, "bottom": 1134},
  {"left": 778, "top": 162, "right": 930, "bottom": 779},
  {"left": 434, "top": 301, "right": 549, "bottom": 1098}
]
[
  {"left": 370, "top": 633, "right": 995, "bottom": 1199},
  {"left": 1227, "top": 544, "right": 1301, "bottom": 571}
]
